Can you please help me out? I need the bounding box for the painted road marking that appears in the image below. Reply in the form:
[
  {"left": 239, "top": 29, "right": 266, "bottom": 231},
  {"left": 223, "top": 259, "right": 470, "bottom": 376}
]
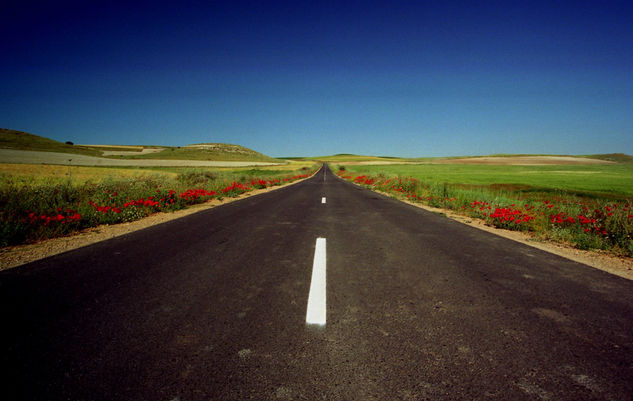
[
  {"left": 306, "top": 238, "right": 327, "bottom": 325},
  {"left": 322, "top": 197, "right": 326, "bottom": 204}
]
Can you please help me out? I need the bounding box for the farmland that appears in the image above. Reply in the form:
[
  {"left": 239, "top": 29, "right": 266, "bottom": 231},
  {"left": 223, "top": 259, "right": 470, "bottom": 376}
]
[{"left": 337, "top": 163, "right": 633, "bottom": 197}]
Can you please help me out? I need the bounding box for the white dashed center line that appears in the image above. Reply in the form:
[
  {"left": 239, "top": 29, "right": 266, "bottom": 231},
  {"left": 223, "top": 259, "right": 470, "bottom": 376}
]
[
  {"left": 306, "top": 237, "right": 327, "bottom": 325},
  {"left": 322, "top": 197, "right": 326, "bottom": 204}
]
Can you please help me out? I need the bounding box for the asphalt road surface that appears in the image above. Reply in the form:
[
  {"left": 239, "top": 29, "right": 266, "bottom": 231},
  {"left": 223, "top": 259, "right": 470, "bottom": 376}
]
[{"left": 2, "top": 165, "right": 632, "bottom": 400}]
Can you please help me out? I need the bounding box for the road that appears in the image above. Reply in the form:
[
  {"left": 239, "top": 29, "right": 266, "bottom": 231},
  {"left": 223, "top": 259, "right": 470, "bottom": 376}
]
[{"left": 2, "top": 165, "right": 632, "bottom": 400}]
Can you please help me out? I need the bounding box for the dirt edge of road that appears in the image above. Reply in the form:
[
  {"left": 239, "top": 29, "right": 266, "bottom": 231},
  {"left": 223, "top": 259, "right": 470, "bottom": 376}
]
[
  {"left": 353, "top": 183, "right": 633, "bottom": 281},
  {"left": 0, "top": 175, "right": 313, "bottom": 271}
]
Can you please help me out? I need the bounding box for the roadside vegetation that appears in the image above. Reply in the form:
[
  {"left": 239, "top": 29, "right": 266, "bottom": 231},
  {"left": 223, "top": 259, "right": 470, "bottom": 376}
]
[
  {"left": 0, "top": 163, "right": 319, "bottom": 247},
  {"left": 336, "top": 163, "right": 633, "bottom": 257}
]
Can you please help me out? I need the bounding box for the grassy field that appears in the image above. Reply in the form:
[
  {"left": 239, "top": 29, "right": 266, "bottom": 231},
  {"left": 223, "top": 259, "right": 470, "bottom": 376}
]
[
  {"left": 0, "top": 164, "right": 177, "bottom": 185},
  {"left": 0, "top": 162, "right": 319, "bottom": 247},
  {"left": 337, "top": 164, "right": 633, "bottom": 197},
  {"left": 0, "top": 159, "right": 315, "bottom": 186},
  {"left": 337, "top": 163, "right": 633, "bottom": 256}
]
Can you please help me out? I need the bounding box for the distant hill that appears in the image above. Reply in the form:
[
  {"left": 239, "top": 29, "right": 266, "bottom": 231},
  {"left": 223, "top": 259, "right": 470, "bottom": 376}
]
[
  {"left": 309, "top": 154, "right": 404, "bottom": 162},
  {"left": 114, "top": 143, "right": 280, "bottom": 162},
  {"left": 587, "top": 153, "right": 633, "bottom": 163},
  {"left": 311, "top": 152, "right": 633, "bottom": 165},
  {"left": 0, "top": 129, "right": 279, "bottom": 162},
  {"left": 0, "top": 129, "right": 101, "bottom": 156}
]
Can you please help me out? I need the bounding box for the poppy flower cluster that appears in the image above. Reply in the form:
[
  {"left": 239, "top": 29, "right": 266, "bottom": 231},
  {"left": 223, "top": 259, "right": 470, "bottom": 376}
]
[
  {"left": 179, "top": 188, "right": 217, "bottom": 201},
  {"left": 89, "top": 196, "right": 164, "bottom": 214},
  {"left": 250, "top": 178, "right": 281, "bottom": 188},
  {"left": 458, "top": 201, "right": 535, "bottom": 227},
  {"left": 283, "top": 173, "right": 311, "bottom": 182},
  {"left": 489, "top": 207, "right": 535, "bottom": 224},
  {"left": 221, "top": 181, "right": 249, "bottom": 194},
  {"left": 25, "top": 209, "right": 82, "bottom": 226},
  {"left": 353, "top": 175, "right": 376, "bottom": 185},
  {"left": 551, "top": 211, "right": 607, "bottom": 235}
]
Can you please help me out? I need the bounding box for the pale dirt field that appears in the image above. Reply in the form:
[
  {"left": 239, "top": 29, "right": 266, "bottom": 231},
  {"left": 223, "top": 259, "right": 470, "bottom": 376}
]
[
  {"left": 100, "top": 148, "right": 164, "bottom": 156},
  {"left": 433, "top": 155, "right": 615, "bottom": 165},
  {"left": 0, "top": 177, "right": 310, "bottom": 271},
  {"left": 0, "top": 149, "right": 282, "bottom": 167},
  {"left": 335, "top": 155, "right": 614, "bottom": 166}
]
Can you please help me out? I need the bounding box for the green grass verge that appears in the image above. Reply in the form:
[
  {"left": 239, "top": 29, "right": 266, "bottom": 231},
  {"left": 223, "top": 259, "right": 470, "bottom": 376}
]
[{"left": 336, "top": 164, "right": 633, "bottom": 257}]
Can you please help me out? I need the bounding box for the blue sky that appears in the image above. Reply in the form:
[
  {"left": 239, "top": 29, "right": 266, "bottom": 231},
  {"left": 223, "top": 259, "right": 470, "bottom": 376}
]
[{"left": 2, "top": 0, "right": 632, "bottom": 157}]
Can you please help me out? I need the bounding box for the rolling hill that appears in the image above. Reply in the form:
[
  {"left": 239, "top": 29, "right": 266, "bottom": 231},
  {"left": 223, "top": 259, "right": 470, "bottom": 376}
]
[
  {"left": 0, "top": 129, "right": 279, "bottom": 162},
  {"left": 111, "top": 143, "right": 280, "bottom": 162},
  {"left": 0, "top": 129, "right": 102, "bottom": 156}
]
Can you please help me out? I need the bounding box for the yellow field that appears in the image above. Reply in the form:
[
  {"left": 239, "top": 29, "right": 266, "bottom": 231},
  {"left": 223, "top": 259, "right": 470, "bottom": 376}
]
[
  {"left": 214, "top": 160, "right": 316, "bottom": 171},
  {"left": 0, "top": 161, "right": 318, "bottom": 186},
  {"left": 0, "top": 164, "right": 177, "bottom": 185}
]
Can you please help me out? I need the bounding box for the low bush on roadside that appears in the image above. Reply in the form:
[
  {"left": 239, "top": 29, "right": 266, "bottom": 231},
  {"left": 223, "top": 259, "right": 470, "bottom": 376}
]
[
  {"left": 0, "top": 167, "right": 317, "bottom": 247},
  {"left": 337, "top": 170, "right": 633, "bottom": 257}
]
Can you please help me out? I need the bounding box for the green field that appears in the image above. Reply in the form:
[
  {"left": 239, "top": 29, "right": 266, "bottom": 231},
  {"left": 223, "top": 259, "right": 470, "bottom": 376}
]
[
  {"left": 337, "top": 162, "right": 633, "bottom": 256},
  {"left": 339, "top": 164, "right": 633, "bottom": 197}
]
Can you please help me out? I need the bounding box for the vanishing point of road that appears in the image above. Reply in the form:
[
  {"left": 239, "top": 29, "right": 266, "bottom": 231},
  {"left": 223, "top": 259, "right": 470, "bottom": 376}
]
[{"left": 2, "top": 165, "right": 632, "bottom": 400}]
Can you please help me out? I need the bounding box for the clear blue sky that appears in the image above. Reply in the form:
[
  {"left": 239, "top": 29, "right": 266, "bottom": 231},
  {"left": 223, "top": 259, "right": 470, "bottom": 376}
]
[{"left": 2, "top": 0, "right": 632, "bottom": 157}]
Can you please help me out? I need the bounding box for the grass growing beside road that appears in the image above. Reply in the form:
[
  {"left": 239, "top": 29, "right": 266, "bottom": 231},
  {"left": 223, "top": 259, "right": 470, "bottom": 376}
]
[
  {"left": 337, "top": 164, "right": 633, "bottom": 256},
  {"left": 340, "top": 163, "right": 633, "bottom": 196},
  {"left": 0, "top": 163, "right": 319, "bottom": 247}
]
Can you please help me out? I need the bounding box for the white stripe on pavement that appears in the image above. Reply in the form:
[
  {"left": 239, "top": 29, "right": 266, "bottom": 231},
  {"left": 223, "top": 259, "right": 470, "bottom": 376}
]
[
  {"left": 306, "top": 238, "right": 327, "bottom": 325},
  {"left": 322, "top": 197, "right": 326, "bottom": 204}
]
